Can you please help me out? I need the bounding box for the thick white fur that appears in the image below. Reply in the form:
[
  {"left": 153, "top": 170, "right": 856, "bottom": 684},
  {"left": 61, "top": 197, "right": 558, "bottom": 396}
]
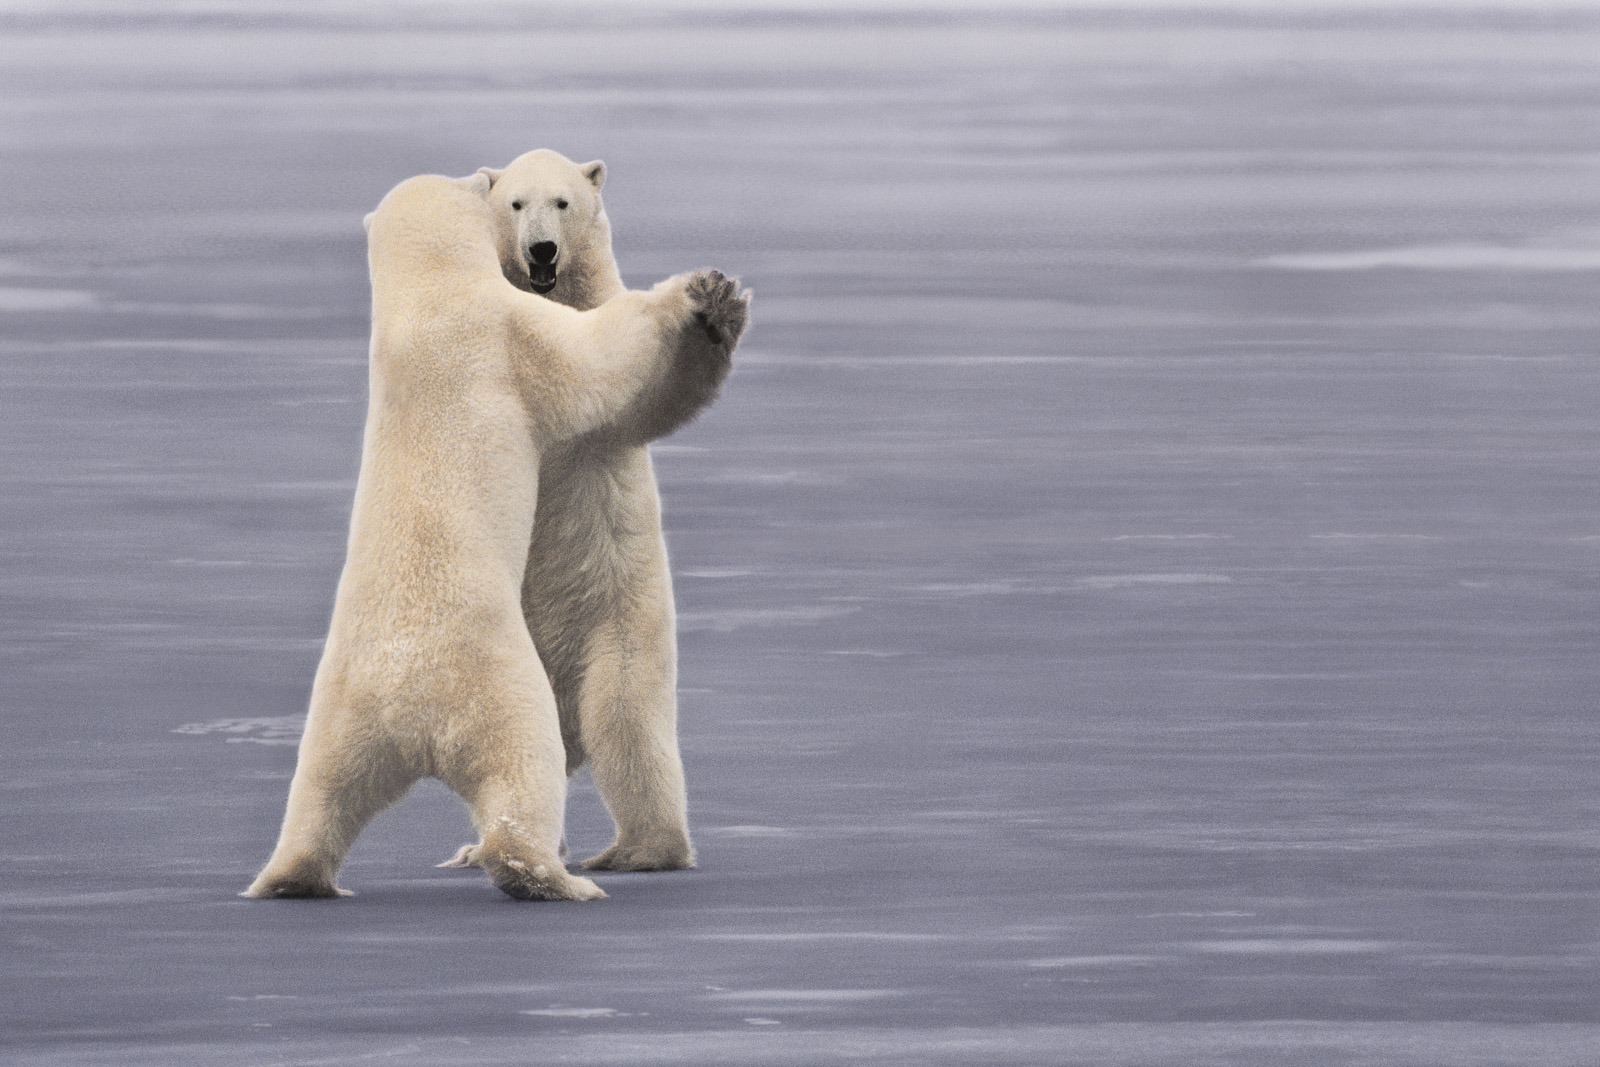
[
  {"left": 244, "top": 172, "right": 740, "bottom": 901},
  {"left": 457, "top": 147, "right": 732, "bottom": 870},
  {"left": 438, "top": 150, "right": 721, "bottom": 872}
]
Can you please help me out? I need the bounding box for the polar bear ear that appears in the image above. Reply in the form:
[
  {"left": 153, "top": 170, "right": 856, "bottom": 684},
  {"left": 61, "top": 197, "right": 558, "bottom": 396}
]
[
  {"left": 455, "top": 170, "right": 494, "bottom": 198},
  {"left": 362, "top": 212, "right": 375, "bottom": 234},
  {"left": 581, "top": 160, "right": 606, "bottom": 190},
  {"left": 476, "top": 166, "right": 503, "bottom": 192}
]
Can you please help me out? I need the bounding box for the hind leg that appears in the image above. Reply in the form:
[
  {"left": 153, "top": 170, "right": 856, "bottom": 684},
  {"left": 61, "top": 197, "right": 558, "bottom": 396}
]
[
  {"left": 578, "top": 563, "right": 695, "bottom": 872},
  {"left": 462, "top": 778, "right": 603, "bottom": 901},
  {"left": 437, "top": 656, "right": 604, "bottom": 902},
  {"left": 244, "top": 717, "right": 413, "bottom": 899}
]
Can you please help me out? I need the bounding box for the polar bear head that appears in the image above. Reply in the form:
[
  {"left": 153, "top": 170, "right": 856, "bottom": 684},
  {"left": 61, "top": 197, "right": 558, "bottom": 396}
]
[
  {"left": 476, "top": 149, "right": 608, "bottom": 297},
  {"left": 362, "top": 172, "right": 500, "bottom": 286}
]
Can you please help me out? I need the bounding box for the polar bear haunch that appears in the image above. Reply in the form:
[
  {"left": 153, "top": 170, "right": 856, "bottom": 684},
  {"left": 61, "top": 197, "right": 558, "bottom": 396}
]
[{"left": 243, "top": 172, "right": 748, "bottom": 901}]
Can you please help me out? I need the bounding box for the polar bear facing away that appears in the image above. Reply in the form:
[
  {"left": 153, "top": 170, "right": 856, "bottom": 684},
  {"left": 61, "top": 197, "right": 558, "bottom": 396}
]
[
  {"left": 244, "top": 172, "right": 747, "bottom": 901},
  {"left": 438, "top": 150, "right": 731, "bottom": 874}
]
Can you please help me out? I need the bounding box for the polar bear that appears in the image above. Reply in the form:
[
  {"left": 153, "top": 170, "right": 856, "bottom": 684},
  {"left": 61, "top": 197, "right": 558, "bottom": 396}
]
[
  {"left": 438, "top": 149, "right": 733, "bottom": 874},
  {"left": 243, "top": 171, "right": 747, "bottom": 901}
]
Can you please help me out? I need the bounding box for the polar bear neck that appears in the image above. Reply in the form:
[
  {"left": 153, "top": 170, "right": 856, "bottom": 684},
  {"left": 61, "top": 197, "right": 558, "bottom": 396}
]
[
  {"left": 370, "top": 176, "right": 502, "bottom": 271},
  {"left": 370, "top": 192, "right": 503, "bottom": 296}
]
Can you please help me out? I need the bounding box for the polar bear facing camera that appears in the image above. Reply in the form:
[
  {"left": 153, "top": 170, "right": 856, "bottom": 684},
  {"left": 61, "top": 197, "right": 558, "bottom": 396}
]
[
  {"left": 436, "top": 150, "right": 733, "bottom": 874},
  {"left": 244, "top": 172, "right": 748, "bottom": 901},
  {"left": 480, "top": 149, "right": 618, "bottom": 305}
]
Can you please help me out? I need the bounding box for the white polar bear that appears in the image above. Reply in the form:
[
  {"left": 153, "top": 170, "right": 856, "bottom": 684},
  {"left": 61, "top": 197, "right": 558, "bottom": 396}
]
[
  {"left": 244, "top": 171, "right": 748, "bottom": 901},
  {"left": 439, "top": 150, "right": 735, "bottom": 874}
]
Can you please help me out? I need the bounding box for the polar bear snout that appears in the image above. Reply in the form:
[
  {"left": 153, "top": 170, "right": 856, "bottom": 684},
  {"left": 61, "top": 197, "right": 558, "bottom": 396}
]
[{"left": 525, "top": 241, "right": 559, "bottom": 293}]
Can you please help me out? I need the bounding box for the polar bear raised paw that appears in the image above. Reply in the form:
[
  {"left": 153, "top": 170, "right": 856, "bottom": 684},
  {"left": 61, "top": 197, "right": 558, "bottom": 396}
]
[
  {"left": 635, "top": 269, "right": 749, "bottom": 443},
  {"left": 687, "top": 269, "right": 750, "bottom": 349}
]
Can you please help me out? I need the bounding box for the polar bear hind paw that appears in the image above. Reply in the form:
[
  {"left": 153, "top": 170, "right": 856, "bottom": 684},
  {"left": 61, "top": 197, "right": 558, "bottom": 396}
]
[
  {"left": 241, "top": 877, "right": 351, "bottom": 899},
  {"left": 582, "top": 839, "right": 696, "bottom": 872},
  {"left": 483, "top": 856, "right": 606, "bottom": 902},
  {"left": 435, "top": 843, "right": 481, "bottom": 869},
  {"left": 437, "top": 836, "right": 567, "bottom": 868}
]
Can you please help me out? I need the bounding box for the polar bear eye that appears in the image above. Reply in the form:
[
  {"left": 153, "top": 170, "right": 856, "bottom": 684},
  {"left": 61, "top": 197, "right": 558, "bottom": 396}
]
[
  {"left": 555, "top": 199, "right": 568, "bottom": 210},
  {"left": 510, "top": 201, "right": 523, "bottom": 211}
]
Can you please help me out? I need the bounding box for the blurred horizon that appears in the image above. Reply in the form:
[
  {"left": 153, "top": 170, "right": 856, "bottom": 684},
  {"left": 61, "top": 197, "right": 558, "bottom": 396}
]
[{"left": 7, "top": 0, "right": 1600, "bottom": 20}]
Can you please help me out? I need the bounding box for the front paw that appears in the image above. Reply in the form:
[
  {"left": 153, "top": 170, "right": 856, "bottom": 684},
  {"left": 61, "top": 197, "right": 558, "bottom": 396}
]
[{"left": 684, "top": 269, "right": 750, "bottom": 351}]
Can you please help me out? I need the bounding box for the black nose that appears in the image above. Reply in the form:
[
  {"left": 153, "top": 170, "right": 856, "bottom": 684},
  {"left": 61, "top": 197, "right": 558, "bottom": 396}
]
[{"left": 528, "top": 242, "right": 558, "bottom": 265}]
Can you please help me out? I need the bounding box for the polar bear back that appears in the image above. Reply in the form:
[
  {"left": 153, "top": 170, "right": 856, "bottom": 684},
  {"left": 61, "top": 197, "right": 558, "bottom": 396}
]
[{"left": 337, "top": 176, "right": 549, "bottom": 655}]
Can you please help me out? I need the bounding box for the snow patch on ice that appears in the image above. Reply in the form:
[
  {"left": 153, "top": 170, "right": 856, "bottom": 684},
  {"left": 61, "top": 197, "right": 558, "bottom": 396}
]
[
  {"left": 0, "top": 288, "right": 337, "bottom": 317},
  {"left": 1258, "top": 244, "right": 1600, "bottom": 272},
  {"left": 1311, "top": 532, "right": 1440, "bottom": 541},
  {"left": 226, "top": 994, "right": 299, "bottom": 1001},
  {"left": 172, "top": 715, "right": 305, "bottom": 745},
  {"left": 0, "top": 288, "right": 99, "bottom": 312},
  {"left": 678, "top": 605, "right": 858, "bottom": 633},
  {"left": 824, "top": 648, "right": 910, "bottom": 657},
  {"left": 1026, "top": 955, "right": 1165, "bottom": 968},
  {"left": 702, "top": 932, "right": 950, "bottom": 942},
  {"left": 1079, "top": 573, "right": 1231, "bottom": 589},
  {"left": 1107, "top": 533, "right": 1232, "bottom": 541},
  {"left": 708, "top": 468, "right": 827, "bottom": 485},
  {"left": 706, "top": 989, "right": 902, "bottom": 1002},
  {"left": 109, "top": 300, "right": 331, "bottom": 319},
  {"left": 1187, "top": 938, "right": 1397, "bottom": 955},
  {"left": 915, "top": 580, "right": 1021, "bottom": 597}
]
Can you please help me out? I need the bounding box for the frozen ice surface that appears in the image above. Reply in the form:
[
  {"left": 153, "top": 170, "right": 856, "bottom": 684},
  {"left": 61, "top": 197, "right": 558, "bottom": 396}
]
[{"left": 2, "top": 3, "right": 1598, "bottom": 1064}]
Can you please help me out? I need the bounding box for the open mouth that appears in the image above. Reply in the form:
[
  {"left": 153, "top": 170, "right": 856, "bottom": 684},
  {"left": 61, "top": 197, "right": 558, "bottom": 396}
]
[{"left": 526, "top": 261, "right": 557, "bottom": 294}]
